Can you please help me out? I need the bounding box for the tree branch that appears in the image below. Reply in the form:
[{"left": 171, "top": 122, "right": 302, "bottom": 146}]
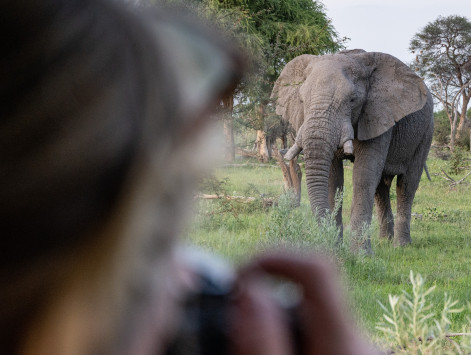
[{"left": 439, "top": 168, "right": 471, "bottom": 187}]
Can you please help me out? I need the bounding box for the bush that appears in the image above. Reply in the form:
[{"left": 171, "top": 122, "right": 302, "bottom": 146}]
[
  {"left": 433, "top": 111, "right": 450, "bottom": 146},
  {"left": 448, "top": 146, "right": 469, "bottom": 175},
  {"left": 264, "top": 190, "right": 340, "bottom": 253},
  {"left": 433, "top": 110, "right": 470, "bottom": 149},
  {"left": 263, "top": 190, "right": 371, "bottom": 258},
  {"left": 376, "top": 271, "right": 470, "bottom": 354},
  {"left": 194, "top": 176, "right": 269, "bottom": 232},
  {"left": 455, "top": 129, "right": 470, "bottom": 150}
]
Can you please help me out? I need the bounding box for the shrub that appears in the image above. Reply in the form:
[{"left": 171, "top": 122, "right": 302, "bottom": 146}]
[
  {"left": 263, "top": 190, "right": 371, "bottom": 259},
  {"left": 455, "top": 130, "right": 470, "bottom": 151},
  {"left": 376, "top": 271, "right": 469, "bottom": 354},
  {"left": 433, "top": 110, "right": 470, "bottom": 149},
  {"left": 448, "top": 146, "right": 468, "bottom": 175},
  {"left": 194, "top": 175, "right": 268, "bottom": 232},
  {"left": 264, "top": 190, "right": 340, "bottom": 253},
  {"left": 433, "top": 111, "right": 450, "bottom": 146}
]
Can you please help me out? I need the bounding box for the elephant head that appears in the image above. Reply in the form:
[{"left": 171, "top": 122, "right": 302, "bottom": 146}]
[{"left": 271, "top": 50, "right": 428, "bottom": 216}]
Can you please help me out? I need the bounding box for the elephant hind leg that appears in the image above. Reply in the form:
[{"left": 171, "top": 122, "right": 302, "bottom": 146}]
[
  {"left": 394, "top": 174, "right": 419, "bottom": 246},
  {"left": 374, "top": 176, "right": 394, "bottom": 240}
]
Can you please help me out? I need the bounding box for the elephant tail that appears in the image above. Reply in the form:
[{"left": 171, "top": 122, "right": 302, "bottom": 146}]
[{"left": 424, "top": 163, "right": 432, "bottom": 181}]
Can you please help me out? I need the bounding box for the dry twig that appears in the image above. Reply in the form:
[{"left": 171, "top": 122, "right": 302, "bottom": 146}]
[
  {"left": 195, "top": 194, "right": 275, "bottom": 207},
  {"left": 438, "top": 168, "right": 471, "bottom": 187}
]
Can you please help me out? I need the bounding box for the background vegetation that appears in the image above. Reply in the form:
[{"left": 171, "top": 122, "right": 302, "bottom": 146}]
[
  {"left": 186, "top": 148, "right": 471, "bottom": 352},
  {"left": 148, "top": 1, "right": 471, "bottom": 351}
]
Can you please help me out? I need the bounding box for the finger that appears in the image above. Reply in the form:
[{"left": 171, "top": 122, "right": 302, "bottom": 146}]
[
  {"left": 230, "top": 275, "right": 293, "bottom": 355},
  {"left": 240, "top": 252, "right": 342, "bottom": 309},
  {"left": 238, "top": 253, "right": 380, "bottom": 355}
]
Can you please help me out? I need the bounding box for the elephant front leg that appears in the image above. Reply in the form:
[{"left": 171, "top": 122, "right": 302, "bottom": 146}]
[
  {"left": 329, "top": 156, "right": 344, "bottom": 242},
  {"left": 375, "top": 176, "right": 394, "bottom": 240},
  {"left": 350, "top": 141, "right": 389, "bottom": 253},
  {"left": 394, "top": 174, "right": 418, "bottom": 246}
]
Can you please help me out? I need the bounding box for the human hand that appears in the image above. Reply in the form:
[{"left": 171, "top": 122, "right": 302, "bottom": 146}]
[{"left": 230, "top": 252, "right": 379, "bottom": 355}]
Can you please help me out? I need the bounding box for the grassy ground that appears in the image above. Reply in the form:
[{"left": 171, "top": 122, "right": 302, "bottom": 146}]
[{"left": 185, "top": 147, "right": 471, "bottom": 350}]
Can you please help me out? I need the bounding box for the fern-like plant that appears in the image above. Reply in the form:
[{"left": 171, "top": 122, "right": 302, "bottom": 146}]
[{"left": 377, "top": 271, "right": 465, "bottom": 354}]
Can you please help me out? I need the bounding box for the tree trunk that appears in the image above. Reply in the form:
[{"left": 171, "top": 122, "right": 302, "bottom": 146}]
[
  {"left": 450, "top": 107, "right": 459, "bottom": 151},
  {"left": 256, "top": 103, "right": 269, "bottom": 162},
  {"left": 456, "top": 95, "right": 471, "bottom": 142},
  {"left": 266, "top": 135, "right": 272, "bottom": 159},
  {"left": 222, "top": 95, "right": 235, "bottom": 162},
  {"left": 256, "top": 129, "right": 269, "bottom": 163}
]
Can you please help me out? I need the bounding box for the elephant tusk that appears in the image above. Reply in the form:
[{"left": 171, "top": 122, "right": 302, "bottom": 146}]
[
  {"left": 284, "top": 142, "right": 302, "bottom": 161},
  {"left": 343, "top": 140, "right": 354, "bottom": 155}
]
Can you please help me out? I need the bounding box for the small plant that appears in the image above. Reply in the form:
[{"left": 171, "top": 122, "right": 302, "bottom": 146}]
[
  {"left": 455, "top": 131, "right": 471, "bottom": 151},
  {"left": 264, "top": 190, "right": 341, "bottom": 254},
  {"left": 263, "top": 189, "right": 374, "bottom": 262},
  {"left": 198, "top": 175, "right": 230, "bottom": 196},
  {"left": 196, "top": 175, "right": 271, "bottom": 222},
  {"left": 433, "top": 111, "right": 451, "bottom": 146},
  {"left": 377, "top": 271, "right": 465, "bottom": 354},
  {"left": 422, "top": 207, "right": 447, "bottom": 221},
  {"left": 449, "top": 147, "right": 469, "bottom": 175}
]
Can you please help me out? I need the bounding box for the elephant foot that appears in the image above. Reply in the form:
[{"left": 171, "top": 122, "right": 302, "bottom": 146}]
[
  {"left": 393, "top": 236, "right": 412, "bottom": 247},
  {"left": 378, "top": 221, "right": 394, "bottom": 241},
  {"left": 350, "top": 237, "right": 373, "bottom": 256},
  {"left": 350, "top": 244, "right": 374, "bottom": 256},
  {"left": 379, "top": 232, "right": 394, "bottom": 241}
]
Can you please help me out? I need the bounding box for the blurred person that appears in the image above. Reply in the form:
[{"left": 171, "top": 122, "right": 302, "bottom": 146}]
[{"left": 0, "top": 0, "right": 378, "bottom": 354}]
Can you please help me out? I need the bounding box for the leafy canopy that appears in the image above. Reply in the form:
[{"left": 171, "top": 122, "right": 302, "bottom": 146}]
[
  {"left": 205, "top": 0, "right": 343, "bottom": 79},
  {"left": 410, "top": 15, "right": 471, "bottom": 92}
]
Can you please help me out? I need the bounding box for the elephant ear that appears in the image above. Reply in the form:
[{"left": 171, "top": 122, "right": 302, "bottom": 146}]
[
  {"left": 353, "top": 52, "right": 428, "bottom": 141},
  {"left": 271, "top": 54, "right": 316, "bottom": 131}
]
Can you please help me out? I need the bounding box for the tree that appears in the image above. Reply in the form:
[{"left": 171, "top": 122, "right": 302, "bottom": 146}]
[
  {"left": 155, "top": 0, "right": 344, "bottom": 161},
  {"left": 153, "top": 0, "right": 264, "bottom": 161},
  {"left": 410, "top": 15, "right": 471, "bottom": 150},
  {"left": 213, "top": 0, "right": 344, "bottom": 161}
]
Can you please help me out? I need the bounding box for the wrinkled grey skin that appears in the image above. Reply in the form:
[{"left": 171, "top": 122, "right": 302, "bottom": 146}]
[{"left": 272, "top": 50, "right": 433, "bottom": 251}]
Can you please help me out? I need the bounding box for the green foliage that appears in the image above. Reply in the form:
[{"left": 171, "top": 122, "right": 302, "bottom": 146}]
[
  {"left": 166, "top": 0, "right": 346, "bottom": 147},
  {"left": 433, "top": 110, "right": 450, "bottom": 146},
  {"left": 199, "top": 0, "right": 344, "bottom": 86},
  {"left": 210, "top": 0, "right": 343, "bottom": 59},
  {"left": 422, "top": 207, "right": 447, "bottom": 221},
  {"left": 449, "top": 146, "right": 469, "bottom": 175},
  {"left": 195, "top": 175, "right": 270, "bottom": 234},
  {"left": 198, "top": 175, "right": 230, "bottom": 196},
  {"left": 187, "top": 155, "right": 471, "bottom": 350},
  {"left": 376, "top": 271, "right": 470, "bottom": 354},
  {"left": 410, "top": 16, "right": 471, "bottom": 149},
  {"left": 264, "top": 190, "right": 340, "bottom": 254},
  {"left": 410, "top": 15, "right": 471, "bottom": 86},
  {"left": 432, "top": 110, "right": 470, "bottom": 150},
  {"left": 455, "top": 130, "right": 470, "bottom": 151}
]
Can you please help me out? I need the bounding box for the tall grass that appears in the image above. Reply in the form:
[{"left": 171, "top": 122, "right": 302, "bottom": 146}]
[{"left": 376, "top": 271, "right": 471, "bottom": 354}]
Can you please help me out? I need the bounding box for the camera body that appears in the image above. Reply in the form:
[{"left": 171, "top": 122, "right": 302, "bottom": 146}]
[{"left": 164, "top": 247, "right": 302, "bottom": 355}]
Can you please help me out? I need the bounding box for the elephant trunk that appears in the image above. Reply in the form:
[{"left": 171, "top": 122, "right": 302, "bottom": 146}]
[{"left": 303, "top": 120, "right": 338, "bottom": 218}]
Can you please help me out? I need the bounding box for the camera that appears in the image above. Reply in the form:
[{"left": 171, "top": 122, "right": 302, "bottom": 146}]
[{"left": 164, "top": 247, "right": 303, "bottom": 355}]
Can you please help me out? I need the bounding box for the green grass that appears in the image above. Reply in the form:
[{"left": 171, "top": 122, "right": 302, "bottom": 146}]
[{"left": 185, "top": 149, "right": 471, "bottom": 351}]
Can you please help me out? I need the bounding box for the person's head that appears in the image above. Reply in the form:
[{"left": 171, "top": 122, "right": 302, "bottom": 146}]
[{"left": 0, "top": 0, "right": 243, "bottom": 353}]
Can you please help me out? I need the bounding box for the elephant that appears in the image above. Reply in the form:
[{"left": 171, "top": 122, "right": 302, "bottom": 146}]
[{"left": 271, "top": 49, "right": 434, "bottom": 251}]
